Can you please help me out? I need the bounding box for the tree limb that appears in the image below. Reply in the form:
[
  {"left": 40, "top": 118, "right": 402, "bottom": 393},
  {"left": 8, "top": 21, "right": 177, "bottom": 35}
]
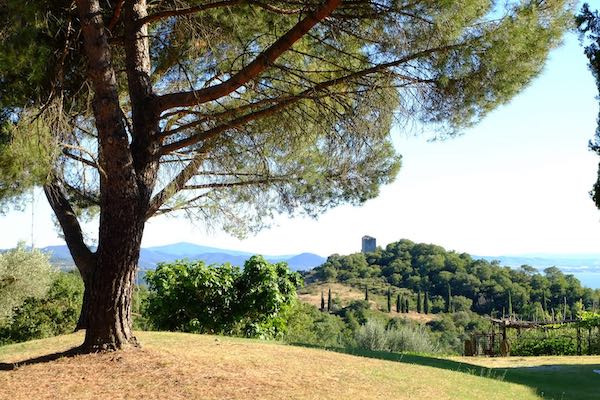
[
  {"left": 159, "top": 43, "right": 455, "bottom": 154},
  {"left": 43, "top": 178, "right": 96, "bottom": 277},
  {"left": 138, "top": 0, "right": 244, "bottom": 27},
  {"left": 154, "top": 0, "right": 342, "bottom": 112}
]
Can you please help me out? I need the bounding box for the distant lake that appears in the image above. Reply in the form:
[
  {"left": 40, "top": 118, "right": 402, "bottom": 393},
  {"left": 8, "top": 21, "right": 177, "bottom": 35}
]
[{"left": 571, "top": 272, "right": 600, "bottom": 289}]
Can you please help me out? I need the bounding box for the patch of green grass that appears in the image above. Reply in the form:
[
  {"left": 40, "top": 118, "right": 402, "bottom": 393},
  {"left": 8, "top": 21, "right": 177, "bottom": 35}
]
[{"left": 322, "top": 347, "right": 600, "bottom": 400}]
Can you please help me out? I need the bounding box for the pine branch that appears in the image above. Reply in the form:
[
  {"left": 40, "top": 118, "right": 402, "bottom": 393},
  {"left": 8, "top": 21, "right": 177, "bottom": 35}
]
[{"left": 154, "top": 0, "right": 342, "bottom": 112}]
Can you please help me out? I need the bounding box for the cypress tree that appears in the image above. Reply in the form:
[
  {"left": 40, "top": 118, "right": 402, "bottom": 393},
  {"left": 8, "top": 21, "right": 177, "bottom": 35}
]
[
  {"left": 327, "top": 287, "right": 332, "bottom": 312},
  {"left": 507, "top": 291, "right": 513, "bottom": 319},
  {"left": 445, "top": 284, "right": 452, "bottom": 313},
  {"left": 387, "top": 289, "right": 392, "bottom": 313},
  {"left": 396, "top": 294, "right": 401, "bottom": 313},
  {"left": 365, "top": 286, "right": 369, "bottom": 301},
  {"left": 417, "top": 290, "right": 422, "bottom": 314},
  {"left": 563, "top": 296, "right": 568, "bottom": 321},
  {"left": 320, "top": 290, "right": 325, "bottom": 312},
  {"left": 424, "top": 291, "right": 429, "bottom": 314},
  {"left": 405, "top": 298, "right": 409, "bottom": 313},
  {"left": 542, "top": 292, "right": 547, "bottom": 313}
]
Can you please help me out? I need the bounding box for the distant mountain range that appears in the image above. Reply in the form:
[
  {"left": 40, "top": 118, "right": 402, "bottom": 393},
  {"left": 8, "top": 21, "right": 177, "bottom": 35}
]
[
  {"left": 34, "top": 242, "right": 326, "bottom": 272},
  {"left": 8, "top": 243, "right": 600, "bottom": 281}
]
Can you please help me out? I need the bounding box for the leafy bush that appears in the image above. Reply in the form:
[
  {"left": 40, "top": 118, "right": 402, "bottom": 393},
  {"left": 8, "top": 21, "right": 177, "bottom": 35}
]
[
  {"left": 354, "top": 319, "right": 438, "bottom": 354},
  {"left": 511, "top": 334, "right": 577, "bottom": 356},
  {"left": 0, "top": 271, "right": 83, "bottom": 345},
  {"left": 144, "top": 256, "right": 301, "bottom": 338},
  {"left": 284, "top": 302, "right": 349, "bottom": 347}
]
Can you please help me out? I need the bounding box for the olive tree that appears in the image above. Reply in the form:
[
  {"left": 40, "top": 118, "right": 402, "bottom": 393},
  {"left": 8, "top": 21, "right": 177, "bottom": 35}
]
[{"left": 0, "top": 243, "right": 55, "bottom": 321}]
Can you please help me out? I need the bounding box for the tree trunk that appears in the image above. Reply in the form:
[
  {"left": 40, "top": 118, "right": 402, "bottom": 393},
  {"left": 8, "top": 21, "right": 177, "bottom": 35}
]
[
  {"left": 75, "top": 0, "right": 152, "bottom": 352},
  {"left": 82, "top": 260, "right": 139, "bottom": 351},
  {"left": 74, "top": 280, "right": 90, "bottom": 331},
  {"left": 82, "top": 220, "right": 144, "bottom": 351}
]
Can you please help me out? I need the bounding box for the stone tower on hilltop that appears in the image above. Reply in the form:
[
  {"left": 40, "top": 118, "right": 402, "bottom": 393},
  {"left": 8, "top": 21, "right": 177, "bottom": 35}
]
[{"left": 361, "top": 236, "right": 376, "bottom": 253}]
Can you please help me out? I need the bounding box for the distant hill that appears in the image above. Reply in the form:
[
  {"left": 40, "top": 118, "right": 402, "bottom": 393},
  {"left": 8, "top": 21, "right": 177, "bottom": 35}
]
[{"left": 29, "top": 242, "right": 326, "bottom": 272}]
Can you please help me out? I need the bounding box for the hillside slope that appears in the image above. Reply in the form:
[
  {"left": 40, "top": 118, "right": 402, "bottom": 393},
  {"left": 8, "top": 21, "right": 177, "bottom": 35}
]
[{"left": 0, "top": 332, "right": 550, "bottom": 400}]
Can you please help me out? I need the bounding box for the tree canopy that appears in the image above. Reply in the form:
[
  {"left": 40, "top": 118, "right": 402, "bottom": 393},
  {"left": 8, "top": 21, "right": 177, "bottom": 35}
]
[
  {"left": 577, "top": 3, "right": 600, "bottom": 210},
  {"left": 0, "top": 0, "right": 573, "bottom": 228},
  {"left": 0, "top": 0, "right": 575, "bottom": 350}
]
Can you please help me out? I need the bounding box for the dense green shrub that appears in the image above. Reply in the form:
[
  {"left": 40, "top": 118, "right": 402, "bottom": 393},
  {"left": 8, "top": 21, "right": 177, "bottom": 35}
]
[
  {"left": 284, "top": 302, "right": 349, "bottom": 347},
  {"left": 511, "top": 333, "right": 577, "bottom": 356},
  {"left": 0, "top": 271, "right": 83, "bottom": 345},
  {"left": 144, "top": 256, "right": 301, "bottom": 338}
]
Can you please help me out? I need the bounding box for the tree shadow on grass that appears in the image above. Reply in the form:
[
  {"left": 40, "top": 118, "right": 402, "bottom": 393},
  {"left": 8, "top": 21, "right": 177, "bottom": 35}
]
[
  {"left": 291, "top": 343, "right": 600, "bottom": 400},
  {"left": 0, "top": 346, "right": 82, "bottom": 371}
]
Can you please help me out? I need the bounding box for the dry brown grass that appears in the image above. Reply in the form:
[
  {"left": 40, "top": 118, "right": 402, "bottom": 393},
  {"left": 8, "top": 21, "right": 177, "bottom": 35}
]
[
  {"left": 298, "top": 282, "right": 437, "bottom": 323},
  {"left": 0, "top": 332, "right": 541, "bottom": 400}
]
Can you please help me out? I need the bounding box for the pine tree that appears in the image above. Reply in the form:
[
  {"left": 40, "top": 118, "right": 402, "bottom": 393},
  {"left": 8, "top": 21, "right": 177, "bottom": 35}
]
[
  {"left": 327, "top": 287, "right": 332, "bottom": 312},
  {"left": 424, "top": 291, "right": 429, "bottom": 315},
  {"left": 417, "top": 290, "right": 422, "bottom": 314}
]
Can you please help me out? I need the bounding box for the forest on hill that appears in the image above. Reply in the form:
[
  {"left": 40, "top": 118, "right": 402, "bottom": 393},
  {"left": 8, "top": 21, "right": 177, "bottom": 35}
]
[{"left": 307, "top": 239, "right": 600, "bottom": 319}]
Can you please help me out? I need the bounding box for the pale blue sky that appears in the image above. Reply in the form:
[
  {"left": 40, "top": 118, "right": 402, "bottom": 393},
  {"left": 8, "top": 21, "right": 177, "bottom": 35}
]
[{"left": 1, "top": 28, "right": 600, "bottom": 258}]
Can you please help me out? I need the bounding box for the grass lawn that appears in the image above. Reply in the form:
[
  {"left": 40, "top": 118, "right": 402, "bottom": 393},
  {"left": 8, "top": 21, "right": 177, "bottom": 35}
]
[{"left": 0, "top": 331, "right": 598, "bottom": 399}]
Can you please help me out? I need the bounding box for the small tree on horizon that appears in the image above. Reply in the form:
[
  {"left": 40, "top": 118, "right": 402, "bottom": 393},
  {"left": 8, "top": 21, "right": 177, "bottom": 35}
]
[
  {"left": 320, "top": 290, "right": 325, "bottom": 312},
  {"left": 445, "top": 284, "right": 452, "bottom": 313}
]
